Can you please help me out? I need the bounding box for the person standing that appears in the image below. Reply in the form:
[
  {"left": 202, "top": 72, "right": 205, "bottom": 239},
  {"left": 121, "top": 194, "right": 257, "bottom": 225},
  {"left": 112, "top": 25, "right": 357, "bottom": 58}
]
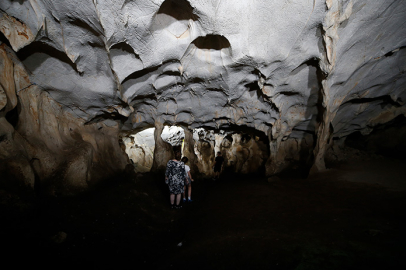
[
  {"left": 165, "top": 150, "right": 187, "bottom": 209},
  {"left": 213, "top": 151, "right": 224, "bottom": 180},
  {"left": 181, "top": 156, "right": 194, "bottom": 202}
]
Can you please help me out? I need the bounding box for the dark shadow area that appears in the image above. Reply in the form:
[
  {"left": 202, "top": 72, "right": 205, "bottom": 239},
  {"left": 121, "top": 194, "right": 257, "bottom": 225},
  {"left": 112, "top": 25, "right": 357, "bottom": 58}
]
[
  {"left": 246, "top": 80, "right": 269, "bottom": 102},
  {"left": 110, "top": 42, "right": 139, "bottom": 56},
  {"left": 213, "top": 125, "right": 270, "bottom": 143},
  {"left": 1, "top": 161, "right": 405, "bottom": 269},
  {"left": 5, "top": 105, "right": 19, "bottom": 128},
  {"left": 159, "top": 70, "right": 181, "bottom": 77},
  {"left": 290, "top": 57, "right": 325, "bottom": 176},
  {"left": 121, "top": 60, "right": 180, "bottom": 85},
  {"left": 345, "top": 115, "right": 406, "bottom": 159},
  {"left": 305, "top": 58, "right": 325, "bottom": 121},
  {"left": 129, "top": 93, "right": 158, "bottom": 107},
  {"left": 84, "top": 111, "right": 129, "bottom": 125},
  {"left": 277, "top": 91, "right": 301, "bottom": 97},
  {"left": 17, "top": 41, "right": 81, "bottom": 74},
  {"left": 341, "top": 94, "right": 402, "bottom": 108},
  {"left": 30, "top": 158, "right": 41, "bottom": 197},
  {"left": 151, "top": 0, "right": 198, "bottom": 33},
  {"left": 0, "top": 30, "right": 12, "bottom": 48},
  {"left": 186, "top": 77, "right": 205, "bottom": 84},
  {"left": 384, "top": 46, "right": 406, "bottom": 57},
  {"left": 192, "top": 35, "right": 231, "bottom": 50},
  {"left": 68, "top": 17, "right": 103, "bottom": 37},
  {"left": 216, "top": 128, "right": 270, "bottom": 177},
  {"left": 11, "top": 0, "right": 26, "bottom": 4},
  {"left": 245, "top": 69, "right": 280, "bottom": 111},
  {"left": 157, "top": 0, "right": 198, "bottom": 21}
]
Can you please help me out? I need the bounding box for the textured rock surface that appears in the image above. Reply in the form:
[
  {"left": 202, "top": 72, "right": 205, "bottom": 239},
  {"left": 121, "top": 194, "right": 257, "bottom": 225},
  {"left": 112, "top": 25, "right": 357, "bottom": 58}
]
[
  {"left": 123, "top": 128, "right": 155, "bottom": 172},
  {"left": 220, "top": 133, "right": 269, "bottom": 174},
  {"left": 1, "top": 0, "right": 406, "bottom": 191},
  {"left": 0, "top": 43, "right": 128, "bottom": 195},
  {"left": 123, "top": 126, "right": 184, "bottom": 173}
]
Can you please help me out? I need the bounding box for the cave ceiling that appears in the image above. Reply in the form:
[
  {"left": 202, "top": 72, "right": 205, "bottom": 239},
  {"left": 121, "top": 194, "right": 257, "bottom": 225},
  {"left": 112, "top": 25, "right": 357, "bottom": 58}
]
[{"left": 1, "top": 0, "right": 405, "bottom": 139}]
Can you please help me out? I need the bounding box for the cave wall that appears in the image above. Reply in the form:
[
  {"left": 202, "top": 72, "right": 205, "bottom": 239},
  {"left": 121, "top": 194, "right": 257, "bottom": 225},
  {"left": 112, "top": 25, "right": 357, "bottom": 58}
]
[
  {"left": 1, "top": 0, "right": 406, "bottom": 192},
  {"left": 0, "top": 43, "right": 128, "bottom": 195},
  {"left": 219, "top": 133, "right": 269, "bottom": 175}
]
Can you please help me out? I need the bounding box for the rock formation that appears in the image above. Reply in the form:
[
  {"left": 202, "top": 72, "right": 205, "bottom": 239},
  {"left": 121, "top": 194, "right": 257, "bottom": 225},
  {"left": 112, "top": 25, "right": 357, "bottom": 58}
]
[{"left": 1, "top": 0, "right": 405, "bottom": 194}]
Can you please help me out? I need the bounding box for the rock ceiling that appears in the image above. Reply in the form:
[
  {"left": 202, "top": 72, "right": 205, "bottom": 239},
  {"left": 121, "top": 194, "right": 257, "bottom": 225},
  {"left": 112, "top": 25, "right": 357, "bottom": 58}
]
[{"left": 1, "top": 0, "right": 406, "bottom": 188}]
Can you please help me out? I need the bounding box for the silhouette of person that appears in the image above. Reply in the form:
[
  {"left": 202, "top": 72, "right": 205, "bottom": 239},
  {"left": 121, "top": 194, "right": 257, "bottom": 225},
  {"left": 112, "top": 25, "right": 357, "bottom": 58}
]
[
  {"left": 181, "top": 156, "right": 194, "bottom": 202},
  {"left": 165, "top": 150, "right": 187, "bottom": 209},
  {"left": 213, "top": 151, "right": 224, "bottom": 180}
]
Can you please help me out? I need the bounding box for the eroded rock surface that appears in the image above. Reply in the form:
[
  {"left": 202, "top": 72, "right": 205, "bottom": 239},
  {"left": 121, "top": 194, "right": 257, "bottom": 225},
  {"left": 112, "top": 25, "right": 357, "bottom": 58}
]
[
  {"left": 0, "top": 43, "right": 128, "bottom": 195},
  {"left": 1, "top": 0, "right": 406, "bottom": 192}
]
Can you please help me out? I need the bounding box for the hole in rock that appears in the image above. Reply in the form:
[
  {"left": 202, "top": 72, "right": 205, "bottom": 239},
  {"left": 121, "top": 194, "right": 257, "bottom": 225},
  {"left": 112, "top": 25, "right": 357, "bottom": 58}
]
[
  {"left": 0, "top": 30, "right": 12, "bottom": 48},
  {"left": 192, "top": 35, "right": 231, "bottom": 51},
  {"left": 157, "top": 0, "right": 198, "bottom": 21},
  {"left": 5, "top": 105, "right": 19, "bottom": 128},
  {"left": 152, "top": 0, "right": 198, "bottom": 36},
  {"left": 182, "top": 35, "right": 233, "bottom": 69}
]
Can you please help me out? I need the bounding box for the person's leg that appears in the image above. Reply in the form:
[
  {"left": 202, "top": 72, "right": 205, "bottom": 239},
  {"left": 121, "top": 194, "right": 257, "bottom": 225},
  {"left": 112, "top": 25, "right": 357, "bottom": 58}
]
[
  {"left": 176, "top": 193, "right": 182, "bottom": 206},
  {"left": 182, "top": 186, "right": 186, "bottom": 202},
  {"left": 170, "top": 194, "right": 175, "bottom": 207},
  {"left": 188, "top": 185, "right": 192, "bottom": 200}
]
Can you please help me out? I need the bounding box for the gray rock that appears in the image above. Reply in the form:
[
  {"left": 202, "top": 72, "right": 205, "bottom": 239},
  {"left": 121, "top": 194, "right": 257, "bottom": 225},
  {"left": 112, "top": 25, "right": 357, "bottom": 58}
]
[{"left": 1, "top": 0, "right": 405, "bottom": 185}]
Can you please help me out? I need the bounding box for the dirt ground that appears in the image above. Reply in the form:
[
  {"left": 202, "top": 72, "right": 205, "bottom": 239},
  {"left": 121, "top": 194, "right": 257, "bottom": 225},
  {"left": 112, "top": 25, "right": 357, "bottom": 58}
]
[{"left": 1, "top": 155, "right": 406, "bottom": 269}]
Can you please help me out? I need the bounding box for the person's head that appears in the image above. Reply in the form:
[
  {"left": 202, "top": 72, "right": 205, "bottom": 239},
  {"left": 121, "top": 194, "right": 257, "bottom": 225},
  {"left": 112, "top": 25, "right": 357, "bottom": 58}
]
[
  {"left": 181, "top": 156, "right": 188, "bottom": 163},
  {"left": 217, "top": 151, "right": 222, "bottom": 156},
  {"left": 174, "top": 150, "right": 182, "bottom": 161}
]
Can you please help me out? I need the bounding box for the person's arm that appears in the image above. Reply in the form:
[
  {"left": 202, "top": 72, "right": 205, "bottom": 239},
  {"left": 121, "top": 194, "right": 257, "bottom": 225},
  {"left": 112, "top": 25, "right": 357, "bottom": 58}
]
[
  {"left": 182, "top": 169, "right": 187, "bottom": 184},
  {"left": 188, "top": 171, "right": 193, "bottom": 182},
  {"left": 165, "top": 163, "right": 169, "bottom": 183}
]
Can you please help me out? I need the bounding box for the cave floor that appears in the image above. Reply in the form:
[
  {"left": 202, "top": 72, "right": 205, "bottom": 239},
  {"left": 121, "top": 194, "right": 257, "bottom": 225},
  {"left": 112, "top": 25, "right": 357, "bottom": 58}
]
[{"left": 2, "top": 157, "right": 406, "bottom": 270}]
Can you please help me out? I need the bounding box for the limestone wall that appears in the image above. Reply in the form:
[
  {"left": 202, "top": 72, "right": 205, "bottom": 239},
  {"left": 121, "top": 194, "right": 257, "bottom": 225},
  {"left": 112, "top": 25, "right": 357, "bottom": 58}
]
[{"left": 0, "top": 44, "right": 128, "bottom": 195}]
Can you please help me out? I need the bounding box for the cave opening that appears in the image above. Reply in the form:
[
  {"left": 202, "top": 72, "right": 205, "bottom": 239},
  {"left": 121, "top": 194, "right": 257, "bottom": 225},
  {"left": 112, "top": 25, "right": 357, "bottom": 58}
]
[
  {"left": 122, "top": 127, "right": 155, "bottom": 173},
  {"left": 122, "top": 125, "right": 271, "bottom": 177},
  {"left": 122, "top": 125, "right": 186, "bottom": 173}
]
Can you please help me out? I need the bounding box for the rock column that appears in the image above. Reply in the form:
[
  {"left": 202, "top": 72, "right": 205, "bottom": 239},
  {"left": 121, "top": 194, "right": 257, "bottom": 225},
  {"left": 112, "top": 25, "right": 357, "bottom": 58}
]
[
  {"left": 151, "top": 121, "right": 173, "bottom": 172},
  {"left": 182, "top": 127, "right": 199, "bottom": 174}
]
